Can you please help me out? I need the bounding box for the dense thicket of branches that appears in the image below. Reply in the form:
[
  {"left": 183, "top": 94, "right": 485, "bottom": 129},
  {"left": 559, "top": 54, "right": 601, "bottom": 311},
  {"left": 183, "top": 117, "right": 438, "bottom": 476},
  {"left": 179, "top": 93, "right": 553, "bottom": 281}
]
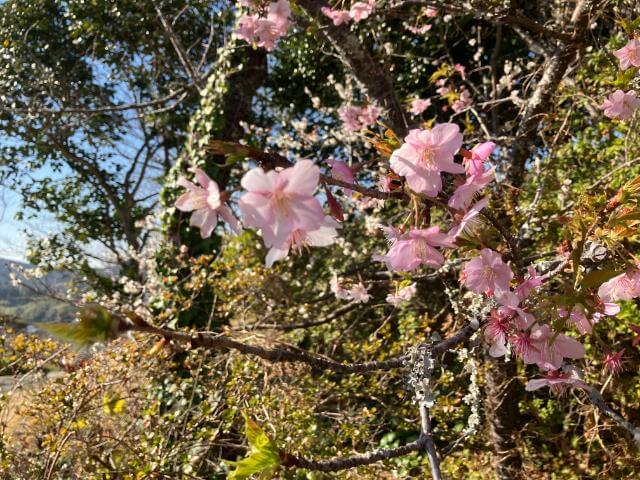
[{"left": 1, "top": 1, "right": 640, "bottom": 479}]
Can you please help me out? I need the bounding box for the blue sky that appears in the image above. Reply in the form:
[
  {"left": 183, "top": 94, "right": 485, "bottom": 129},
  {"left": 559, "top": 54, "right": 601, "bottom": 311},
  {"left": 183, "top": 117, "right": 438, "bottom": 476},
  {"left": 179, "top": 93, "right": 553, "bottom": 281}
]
[
  {"left": 0, "top": 185, "right": 28, "bottom": 260},
  {"left": 0, "top": 164, "right": 61, "bottom": 262}
]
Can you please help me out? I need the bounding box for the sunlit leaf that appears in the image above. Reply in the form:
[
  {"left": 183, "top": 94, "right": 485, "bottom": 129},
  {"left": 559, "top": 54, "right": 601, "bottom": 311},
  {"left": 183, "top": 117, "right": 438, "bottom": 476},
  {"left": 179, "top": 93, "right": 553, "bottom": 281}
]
[
  {"left": 103, "top": 393, "right": 126, "bottom": 415},
  {"left": 227, "top": 413, "right": 281, "bottom": 480},
  {"left": 41, "top": 305, "right": 122, "bottom": 347}
]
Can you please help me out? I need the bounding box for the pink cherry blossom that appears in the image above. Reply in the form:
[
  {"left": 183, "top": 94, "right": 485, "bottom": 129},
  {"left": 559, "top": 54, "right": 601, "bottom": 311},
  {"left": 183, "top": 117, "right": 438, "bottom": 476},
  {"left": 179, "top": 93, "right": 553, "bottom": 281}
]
[
  {"left": 465, "top": 141, "right": 496, "bottom": 175},
  {"left": 338, "top": 106, "right": 362, "bottom": 132},
  {"left": 386, "top": 283, "right": 417, "bottom": 305},
  {"left": 375, "top": 226, "right": 455, "bottom": 272},
  {"left": 448, "top": 167, "right": 494, "bottom": 211},
  {"left": 453, "top": 63, "right": 466, "bottom": 79},
  {"left": 358, "top": 104, "right": 379, "bottom": 126},
  {"left": 331, "top": 275, "right": 351, "bottom": 300},
  {"left": 349, "top": 0, "right": 374, "bottom": 22},
  {"left": 390, "top": 124, "right": 464, "bottom": 196},
  {"left": 461, "top": 248, "right": 513, "bottom": 295},
  {"left": 451, "top": 87, "right": 472, "bottom": 112},
  {"left": 408, "top": 98, "right": 431, "bottom": 115},
  {"left": 238, "top": 160, "right": 325, "bottom": 246},
  {"left": 425, "top": 7, "right": 438, "bottom": 17},
  {"left": 349, "top": 282, "right": 371, "bottom": 303},
  {"left": 407, "top": 24, "right": 432, "bottom": 35},
  {"left": 338, "top": 105, "right": 378, "bottom": 132},
  {"left": 235, "top": 15, "right": 260, "bottom": 46},
  {"left": 327, "top": 158, "right": 355, "bottom": 195},
  {"left": 496, "top": 291, "right": 535, "bottom": 330},
  {"left": 591, "top": 300, "right": 620, "bottom": 323},
  {"left": 255, "top": 19, "right": 283, "bottom": 51},
  {"left": 321, "top": 6, "right": 351, "bottom": 25},
  {"left": 265, "top": 216, "right": 340, "bottom": 267},
  {"left": 599, "top": 90, "right": 640, "bottom": 120},
  {"left": 175, "top": 168, "right": 240, "bottom": 238},
  {"left": 449, "top": 196, "right": 488, "bottom": 238},
  {"left": 514, "top": 266, "right": 543, "bottom": 301},
  {"left": 267, "top": 0, "right": 291, "bottom": 33},
  {"left": 603, "top": 349, "right": 625, "bottom": 375},
  {"left": 510, "top": 330, "right": 536, "bottom": 359},
  {"left": 560, "top": 305, "right": 594, "bottom": 335},
  {"left": 525, "top": 368, "right": 588, "bottom": 394},
  {"left": 522, "top": 324, "right": 586, "bottom": 371},
  {"left": 235, "top": 0, "right": 290, "bottom": 51},
  {"left": 597, "top": 269, "right": 640, "bottom": 302},
  {"left": 485, "top": 309, "right": 511, "bottom": 357},
  {"left": 614, "top": 38, "right": 640, "bottom": 70}
]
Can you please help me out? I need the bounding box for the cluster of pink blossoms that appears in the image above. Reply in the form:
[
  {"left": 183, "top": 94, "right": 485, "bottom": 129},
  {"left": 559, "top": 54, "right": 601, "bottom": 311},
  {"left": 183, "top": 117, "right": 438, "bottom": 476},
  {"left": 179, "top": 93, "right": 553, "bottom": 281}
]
[
  {"left": 461, "top": 252, "right": 587, "bottom": 372},
  {"left": 468, "top": 253, "right": 640, "bottom": 386},
  {"left": 408, "top": 98, "right": 431, "bottom": 116},
  {"left": 331, "top": 276, "right": 371, "bottom": 303},
  {"left": 371, "top": 124, "right": 495, "bottom": 271},
  {"left": 176, "top": 160, "right": 339, "bottom": 267},
  {"left": 448, "top": 142, "right": 495, "bottom": 210},
  {"left": 238, "top": 160, "right": 339, "bottom": 266},
  {"left": 321, "top": 0, "right": 375, "bottom": 26},
  {"left": 521, "top": 268, "right": 640, "bottom": 389},
  {"left": 235, "top": 0, "right": 291, "bottom": 51},
  {"left": 338, "top": 104, "right": 379, "bottom": 132},
  {"left": 389, "top": 123, "right": 465, "bottom": 196},
  {"left": 386, "top": 283, "right": 417, "bottom": 305},
  {"left": 599, "top": 37, "right": 640, "bottom": 120},
  {"left": 374, "top": 225, "right": 456, "bottom": 271}
]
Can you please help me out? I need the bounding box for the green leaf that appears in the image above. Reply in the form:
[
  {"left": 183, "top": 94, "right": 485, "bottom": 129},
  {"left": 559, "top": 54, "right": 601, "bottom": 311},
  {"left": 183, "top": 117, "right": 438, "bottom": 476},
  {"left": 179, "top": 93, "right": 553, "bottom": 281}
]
[
  {"left": 429, "top": 63, "right": 451, "bottom": 83},
  {"left": 41, "top": 305, "right": 121, "bottom": 347},
  {"left": 227, "top": 413, "right": 281, "bottom": 480},
  {"left": 103, "top": 393, "right": 126, "bottom": 415}
]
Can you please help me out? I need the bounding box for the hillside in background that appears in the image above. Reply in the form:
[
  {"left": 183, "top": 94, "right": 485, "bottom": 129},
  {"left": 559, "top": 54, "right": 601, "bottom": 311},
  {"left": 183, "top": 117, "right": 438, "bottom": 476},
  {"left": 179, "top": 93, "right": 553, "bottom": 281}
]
[{"left": 0, "top": 258, "right": 75, "bottom": 325}]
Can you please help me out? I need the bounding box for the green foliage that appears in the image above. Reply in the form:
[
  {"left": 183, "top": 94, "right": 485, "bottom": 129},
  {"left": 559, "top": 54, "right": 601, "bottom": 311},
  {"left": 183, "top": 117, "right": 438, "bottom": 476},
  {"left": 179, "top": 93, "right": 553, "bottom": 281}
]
[
  {"left": 41, "top": 305, "right": 121, "bottom": 347},
  {"left": 227, "top": 414, "right": 281, "bottom": 480}
]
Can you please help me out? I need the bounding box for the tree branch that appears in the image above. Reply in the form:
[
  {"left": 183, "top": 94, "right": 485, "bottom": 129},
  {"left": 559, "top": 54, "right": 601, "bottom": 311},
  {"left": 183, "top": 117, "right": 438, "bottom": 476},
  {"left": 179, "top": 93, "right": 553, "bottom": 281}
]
[
  {"left": 126, "top": 319, "right": 479, "bottom": 373},
  {"left": 297, "top": 0, "right": 410, "bottom": 136},
  {"left": 587, "top": 387, "right": 640, "bottom": 448},
  {"left": 420, "top": 404, "right": 443, "bottom": 480},
  {"left": 127, "top": 321, "right": 406, "bottom": 373},
  {"left": 506, "top": 0, "right": 602, "bottom": 188},
  {"left": 284, "top": 436, "right": 427, "bottom": 471}
]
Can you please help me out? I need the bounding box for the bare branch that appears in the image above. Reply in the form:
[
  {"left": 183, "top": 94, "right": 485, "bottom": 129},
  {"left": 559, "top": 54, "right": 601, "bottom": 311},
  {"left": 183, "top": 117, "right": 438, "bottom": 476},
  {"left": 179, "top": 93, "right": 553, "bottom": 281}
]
[
  {"left": 152, "top": 0, "right": 204, "bottom": 90},
  {"left": 127, "top": 321, "right": 407, "bottom": 373},
  {"left": 284, "top": 436, "right": 427, "bottom": 471},
  {"left": 587, "top": 388, "right": 640, "bottom": 448},
  {"left": 126, "top": 319, "right": 479, "bottom": 373}
]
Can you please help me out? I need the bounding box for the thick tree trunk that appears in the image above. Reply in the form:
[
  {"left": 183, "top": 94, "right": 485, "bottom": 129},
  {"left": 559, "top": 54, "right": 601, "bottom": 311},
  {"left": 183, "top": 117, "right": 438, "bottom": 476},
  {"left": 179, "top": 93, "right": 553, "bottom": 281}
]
[{"left": 484, "top": 353, "right": 524, "bottom": 480}]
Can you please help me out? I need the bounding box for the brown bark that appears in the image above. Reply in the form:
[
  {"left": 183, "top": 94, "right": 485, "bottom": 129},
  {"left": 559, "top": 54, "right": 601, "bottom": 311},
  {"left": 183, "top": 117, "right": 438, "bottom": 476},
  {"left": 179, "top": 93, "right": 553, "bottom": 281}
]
[
  {"left": 506, "top": 0, "right": 601, "bottom": 189},
  {"left": 297, "top": 0, "right": 411, "bottom": 136},
  {"left": 484, "top": 354, "right": 524, "bottom": 480},
  {"left": 220, "top": 47, "right": 268, "bottom": 141}
]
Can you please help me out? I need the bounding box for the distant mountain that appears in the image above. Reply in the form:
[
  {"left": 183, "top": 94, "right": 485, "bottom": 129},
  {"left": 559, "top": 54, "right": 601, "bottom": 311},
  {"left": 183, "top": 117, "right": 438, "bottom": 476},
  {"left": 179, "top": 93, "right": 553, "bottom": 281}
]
[{"left": 0, "top": 258, "right": 75, "bottom": 324}]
